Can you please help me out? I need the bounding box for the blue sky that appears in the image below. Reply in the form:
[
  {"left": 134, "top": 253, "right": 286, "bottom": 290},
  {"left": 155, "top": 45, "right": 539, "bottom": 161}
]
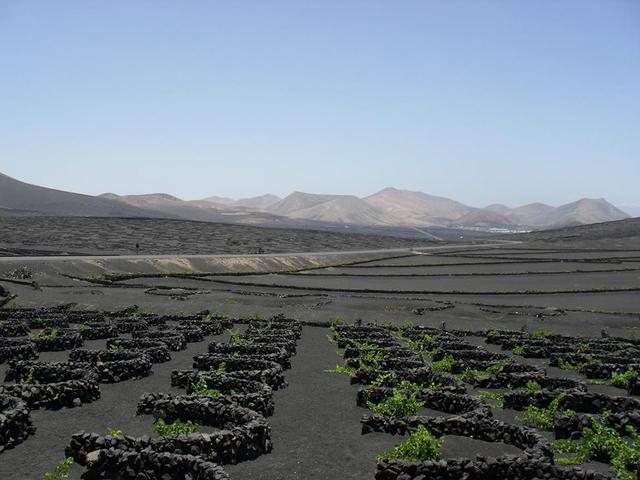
[{"left": 1, "top": 0, "right": 638, "bottom": 208}]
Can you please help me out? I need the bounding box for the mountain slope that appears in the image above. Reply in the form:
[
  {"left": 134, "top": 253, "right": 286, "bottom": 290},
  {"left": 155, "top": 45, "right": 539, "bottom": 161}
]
[
  {"left": 364, "top": 187, "right": 472, "bottom": 225},
  {"left": 454, "top": 210, "right": 513, "bottom": 228},
  {"left": 503, "top": 203, "right": 556, "bottom": 226},
  {"left": 233, "top": 194, "right": 281, "bottom": 210},
  {"left": 546, "top": 198, "right": 630, "bottom": 227},
  {"left": 100, "top": 193, "right": 232, "bottom": 222},
  {"left": 0, "top": 172, "right": 159, "bottom": 218},
  {"left": 268, "top": 192, "right": 404, "bottom": 225}
]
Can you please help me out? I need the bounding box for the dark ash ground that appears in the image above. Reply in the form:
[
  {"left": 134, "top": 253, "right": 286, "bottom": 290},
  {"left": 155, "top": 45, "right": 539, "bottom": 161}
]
[{"left": 0, "top": 226, "right": 639, "bottom": 479}]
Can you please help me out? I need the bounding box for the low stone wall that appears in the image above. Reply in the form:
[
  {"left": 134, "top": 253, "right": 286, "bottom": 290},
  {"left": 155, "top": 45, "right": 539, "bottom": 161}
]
[
  {"left": 362, "top": 414, "right": 551, "bottom": 460},
  {"left": 192, "top": 354, "right": 287, "bottom": 390},
  {"left": 69, "top": 349, "right": 154, "bottom": 383},
  {"left": 174, "top": 326, "right": 205, "bottom": 343},
  {"left": 133, "top": 331, "right": 187, "bottom": 351},
  {"left": 171, "top": 371, "right": 274, "bottom": 416},
  {"left": 375, "top": 457, "right": 614, "bottom": 480},
  {"left": 30, "top": 331, "right": 84, "bottom": 352},
  {"left": 474, "top": 373, "right": 584, "bottom": 391},
  {"left": 358, "top": 387, "right": 491, "bottom": 418},
  {"left": 79, "top": 448, "right": 229, "bottom": 480},
  {"left": 2, "top": 361, "right": 100, "bottom": 409},
  {"left": 0, "top": 339, "right": 38, "bottom": 363},
  {"left": 28, "top": 318, "right": 70, "bottom": 329},
  {"left": 79, "top": 324, "right": 118, "bottom": 340},
  {"left": 0, "top": 322, "right": 30, "bottom": 337},
  {"left": 207, "top": 343, "right": 291, "bottom": 369},
  {"left": 106, "top": 338, "right": 171, "bottom": 363},
  {"left": 0, "top": 394, "right": 35, "bottom": 452}
]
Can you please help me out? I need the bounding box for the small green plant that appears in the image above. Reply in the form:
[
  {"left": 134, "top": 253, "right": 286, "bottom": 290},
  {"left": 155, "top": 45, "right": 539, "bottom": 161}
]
[
  {"left": 512, "top": 344, "right": 525, "bottom": 356},
  {"left": 517, "top": 393, "right": 574, "bottom": 430},
  {"left": 524, "top": 379, "right": 542, "bottom": 391},
  {"left": 204, "top": 311, "right": 229, "bottom": 321},
  {"left": 153, "top": 418, "right": 199, "bottom": 436},
  {"left": 190, "top": 376, "right": 221, "bottom": 397},
  {"left": 255, "top": 322, "right": 274, "bottom": 335},
  {"left": 551, "top": 417, "right": 640, "bottom": 480},
  {"left": 378, "top": 425, "right": 442, "bottom": 461},
  {"left": 228, "top": 329, "right": 246, "bottom": 345},
  {"left": 576, "top": 342, "right": 590, "bottom": 353},
  {"left": 109, "top": 344, "right": 123, "bottom": 352},
  {"left": 371, "top": 372, "right": 398, "bottom": 387},
  {"left": 532, "top": 329, "right": 551, "bottom": 338},
  {"left": 474, "top": 390, "right": 504, "bottom": 407},
  {"left": 325, "top": 364, "right": 357, "bottom": 376},
  {"left": 42, "top": 457, "right": 74, "bottom": 480},
  {"left": 130, "top": 307, "right": 152, "bottom": 320},
  {"left": 328, "top": 316, "right": 345, "bottom": 328},
  {"left": 609, "top": 368, "right": 638, "bottom": 389},
  {"left": 20, "top": 367, "right": 36, "bottom": 385},
  {"left": 222, "top": 298, "right": 237, "bottom": 305},
  {"left": 212, "top": 361, "right": 227, "bottom": 373},
  {"left": 30, "top": 328, "right": 58, "bottom": 339},
  {"left": 107, "top": 428, "right": 124, "bottom": 438},
  {"left": 431, "top": 355, "right": 454, "bottom": 372},
  {"left": 367, "top": 389, "right": 424, "bottom": 417}
]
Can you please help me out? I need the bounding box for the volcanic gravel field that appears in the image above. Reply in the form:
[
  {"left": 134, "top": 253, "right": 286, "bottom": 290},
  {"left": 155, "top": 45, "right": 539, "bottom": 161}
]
[{"left": 1, "top": 243, "right": 640, "bottom": 479}]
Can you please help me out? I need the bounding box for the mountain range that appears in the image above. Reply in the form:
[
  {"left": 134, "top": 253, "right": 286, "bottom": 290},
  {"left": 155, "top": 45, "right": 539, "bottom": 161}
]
[{"left": 0, "top": 172, "right": 632, "bottom": 231}]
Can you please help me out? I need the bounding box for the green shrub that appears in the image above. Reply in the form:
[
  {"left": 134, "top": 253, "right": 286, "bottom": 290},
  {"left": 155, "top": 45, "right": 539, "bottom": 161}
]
[
  {"left": 609, "top": 369, "right": 637, "bottom": 389},
  {"left": 190, "top": 376, "right": 221, "bottom": 397},
  {"left": 551, "top": 417, "right": 640, "bottom": 480},
  {"left": 367, "top": 389, "right": 424, "bottom": 417},
  {"left": 532, "top": 329, "right": 551, "bottom": 338},
  {"left": 512, "top": 344, "right": 525, "bottom": 356},
  {"left": 378, "top": 425, "right": 442, "bottom": 461},
  {"left": 431, "top": 355, "right": 454, "bottom": 372},
  {"left": 516, "top": 393, "right": 573, "bottom": 430},
  {"left": 204, "top": 312, "right": 228, "bottom": 321},
  {"left": 29, "top": 328, "right": 58, "bottom": 339},
  {"left": 107, "top": 428, "right": 124, "bottom": 438},
  {"left": 42, "top": 457, "right": 74, "bottom": 480},
  {"left": 20, "top": 367, "right": 36, "bottom": 385},
  {"left": 524, "top": 379, "right": 542, "bottom": 391},
  {"left": 228, "top": 329, "right": 246, "bottom": 345},
  {"left": 325, "top": 364, "right": 356, "bottom": 376},
  {"left": 212, "top": 361, "right": 227, "bottom": 373},
  {"left": 474, "top": 390, "right": 504, "bottom": 407},
  {"left": 328, "top": 317, "right": 344, "bottom": 329},
  {"left": 153, "top": 418, "right": 199, "bottom": 436}
]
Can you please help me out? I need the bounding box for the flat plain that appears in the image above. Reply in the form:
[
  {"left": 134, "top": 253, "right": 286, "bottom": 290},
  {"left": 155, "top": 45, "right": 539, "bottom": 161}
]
[{"left": 0, "top": 219, "right": 639, "bottom": 479}]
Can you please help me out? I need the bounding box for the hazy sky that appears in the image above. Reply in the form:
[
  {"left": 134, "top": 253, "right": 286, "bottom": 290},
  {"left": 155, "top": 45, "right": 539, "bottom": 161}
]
[{"left": 1, "top": 1, "right": 638, "bottom": 207}]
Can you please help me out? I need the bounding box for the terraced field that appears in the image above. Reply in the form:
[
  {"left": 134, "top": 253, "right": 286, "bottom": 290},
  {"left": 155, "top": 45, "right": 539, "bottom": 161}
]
[{"left": 0, "top": 244, "right": 639, "bottom": 479}]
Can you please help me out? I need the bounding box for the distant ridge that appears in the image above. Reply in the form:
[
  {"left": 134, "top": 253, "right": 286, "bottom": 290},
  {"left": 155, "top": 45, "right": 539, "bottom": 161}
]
[
  {"left": 267, "top": 192, "right": 404, "bottom": 225},
  {"left": 0, "top": 172, "right": 160, "bottom": 218},
  {"left": 0, "top": 172, "right": 630, "bottom": 231}
]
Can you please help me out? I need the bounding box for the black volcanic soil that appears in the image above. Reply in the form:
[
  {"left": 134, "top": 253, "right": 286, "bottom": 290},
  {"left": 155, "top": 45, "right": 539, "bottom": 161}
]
[
  {"left": 2, "top": 241, "right": 640, "bottom": 479},
  {"left": 0, "top": 216, "right": 438, "bottom": 256}
]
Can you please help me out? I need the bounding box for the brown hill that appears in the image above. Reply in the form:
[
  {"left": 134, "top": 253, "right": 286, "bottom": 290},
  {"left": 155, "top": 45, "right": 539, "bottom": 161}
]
[
  {"left": 0, "top": 172, "right": 159, "bottom": 218},
  {"left": 267, "top": 192, "right": 404, "bottom": 225},
  {"left": 454, "top": 210, "right": 513, "bottom": 228},
  {"left": 363, "top": 187, "right": 472, "bottom": 225}
]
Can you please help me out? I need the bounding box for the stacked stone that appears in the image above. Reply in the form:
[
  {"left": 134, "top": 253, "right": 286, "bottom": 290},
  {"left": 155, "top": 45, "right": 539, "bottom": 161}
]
[
  {"left": 69, "top": 349, "right": 153, "bottom": 383},
  {"left": 0, "top": 393, "right": 35, "bottom": 452},
  {"left": 0, "top": 338, "right": 38, "bottom": 363},
  {"left": 68, "top": 314, "right": 301, "bottom": 479},
  {"left": 1, "top": 361, "right": 100, "bottom": 409}
]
